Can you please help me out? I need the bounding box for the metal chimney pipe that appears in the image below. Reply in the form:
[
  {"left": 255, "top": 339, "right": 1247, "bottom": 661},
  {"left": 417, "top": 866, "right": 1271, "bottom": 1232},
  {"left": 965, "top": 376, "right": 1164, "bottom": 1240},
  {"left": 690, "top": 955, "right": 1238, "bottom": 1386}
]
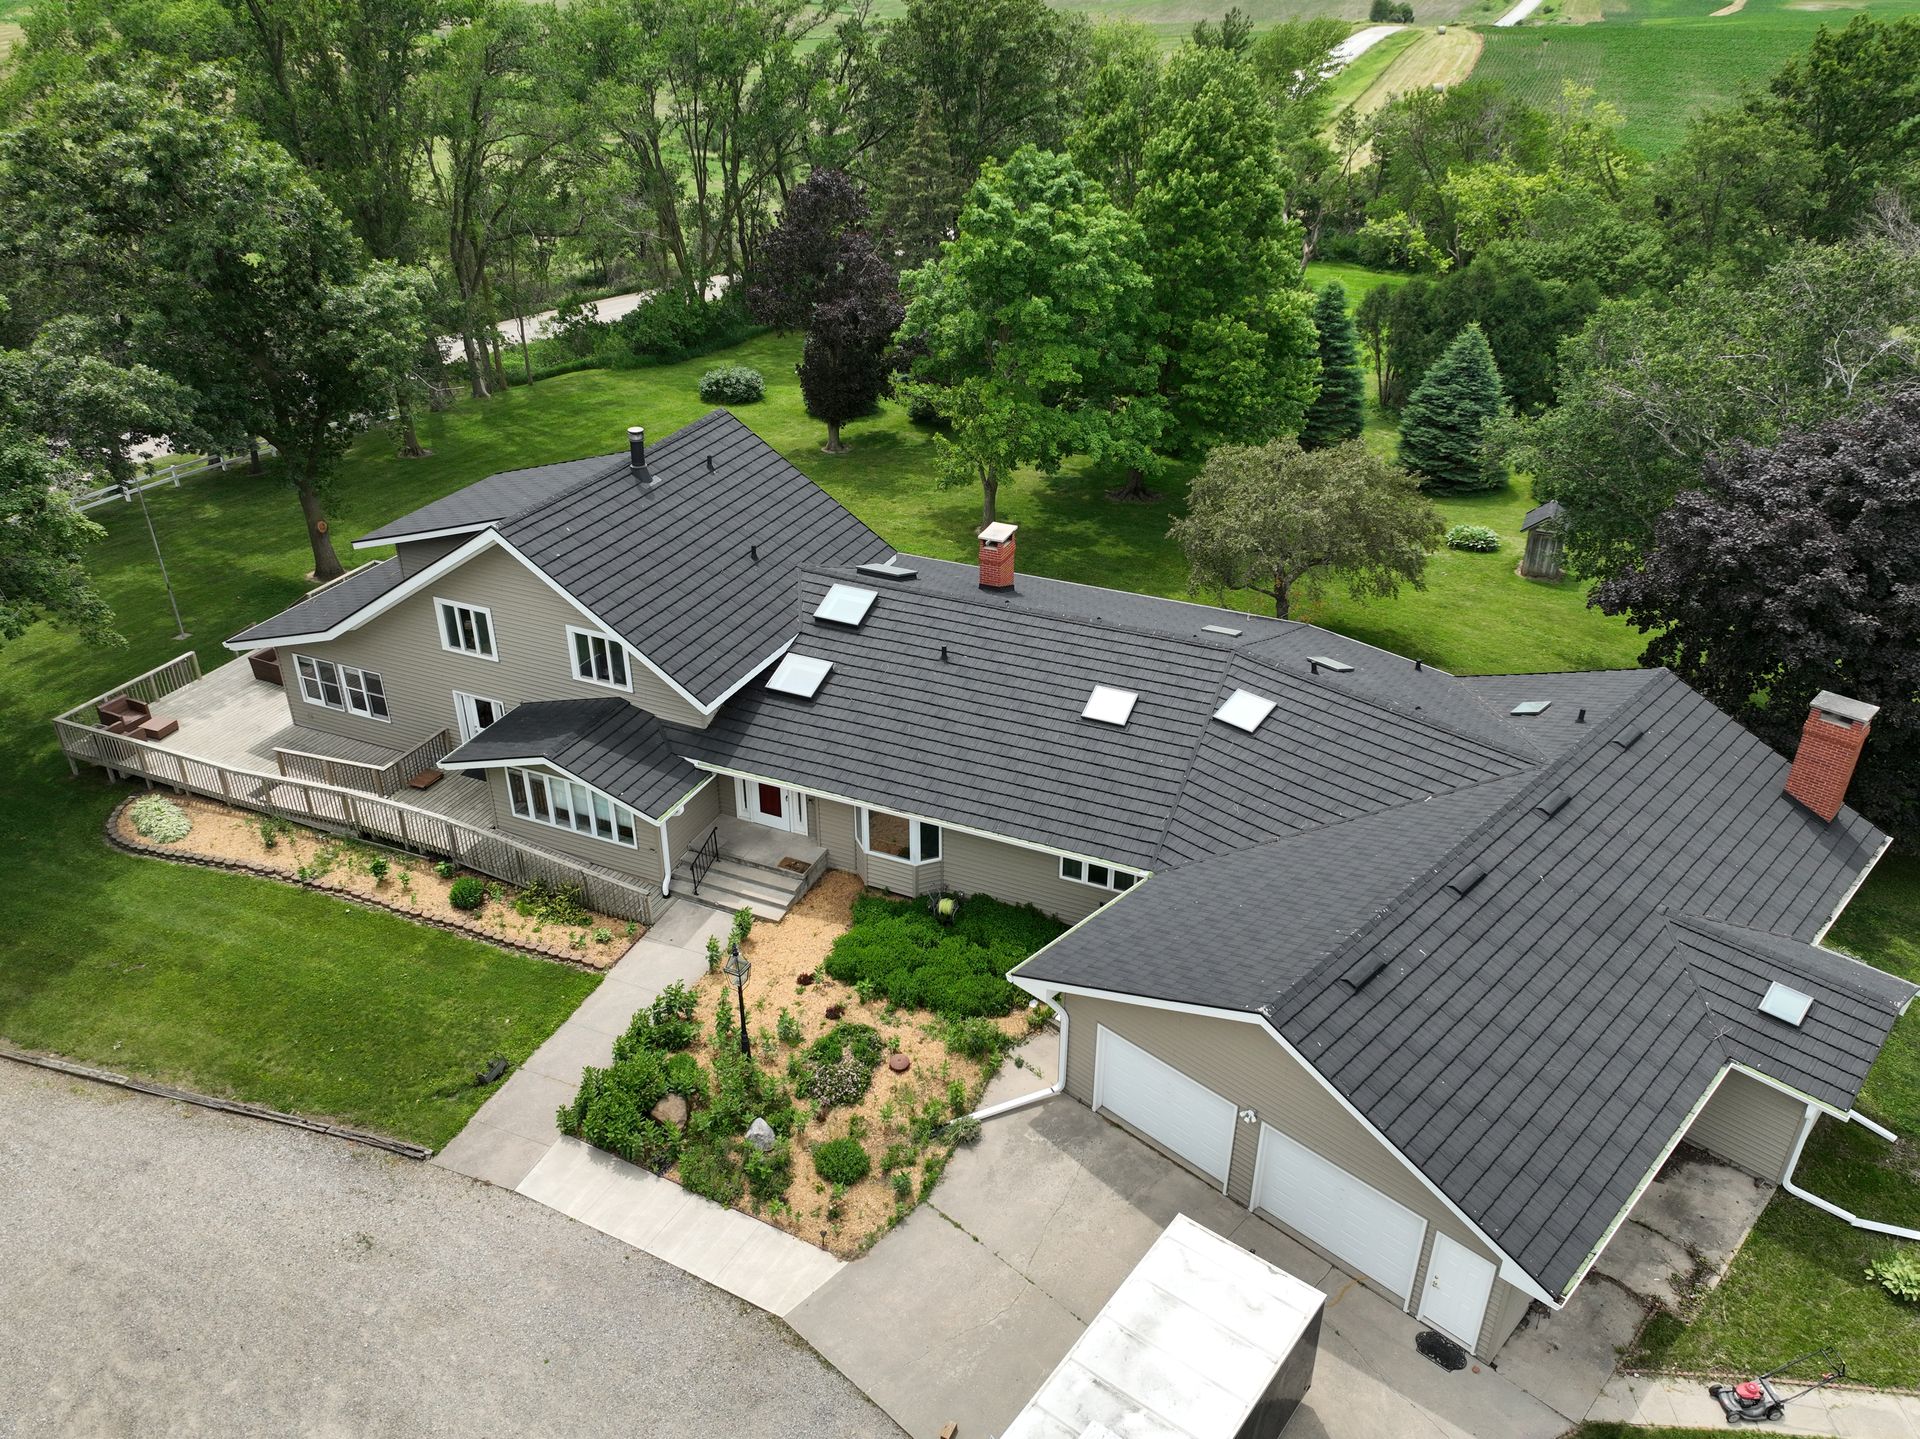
[{"left": 628, "top": 426, "right": 649, "bottom": 480}]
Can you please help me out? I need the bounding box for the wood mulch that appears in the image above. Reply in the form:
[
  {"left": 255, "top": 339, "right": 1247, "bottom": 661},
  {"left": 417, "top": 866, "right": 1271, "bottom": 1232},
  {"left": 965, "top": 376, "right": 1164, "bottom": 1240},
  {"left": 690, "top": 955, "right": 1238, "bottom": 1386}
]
[{"left": 111, "top": 793, "right": 641, "bottom": 968}]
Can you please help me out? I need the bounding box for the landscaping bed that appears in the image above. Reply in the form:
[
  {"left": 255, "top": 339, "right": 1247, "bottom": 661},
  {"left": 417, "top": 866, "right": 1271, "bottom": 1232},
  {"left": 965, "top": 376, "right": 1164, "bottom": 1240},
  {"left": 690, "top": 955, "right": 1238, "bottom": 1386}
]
[
  {"left": 112, "top": 793, "right": 641, "bottom": 967},
  {"left": 558, "top": 871, "right": 1062, "bottom": 1257}
]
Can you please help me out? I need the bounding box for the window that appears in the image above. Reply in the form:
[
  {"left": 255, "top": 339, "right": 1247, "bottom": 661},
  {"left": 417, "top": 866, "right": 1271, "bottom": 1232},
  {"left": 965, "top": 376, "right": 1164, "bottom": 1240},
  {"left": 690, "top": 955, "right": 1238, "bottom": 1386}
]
[
  {"left": 1059, "top": 855, "right": 1137, "bottom": 893},
  {"left": 506, "top": 766, "right": 637, "bottom": 847},
  {"left": 294, "top": 654, "right": 389, "bottom": 721},
  {"left": 436, "top": 599, "right": 496, "bottom": 659},
  {"left": 858, "top": 807, "right": 942, "bottom": 864},
  {"left": 568, "top": 626, "right": 630, "bottom": 691}
]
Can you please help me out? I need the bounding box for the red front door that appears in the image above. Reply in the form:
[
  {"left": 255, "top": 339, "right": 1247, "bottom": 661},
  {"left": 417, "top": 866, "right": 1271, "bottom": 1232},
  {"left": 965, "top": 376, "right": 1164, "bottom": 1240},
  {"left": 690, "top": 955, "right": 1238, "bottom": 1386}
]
[{"left": 756, "top": 782, "right": 784, "bottom": 820}]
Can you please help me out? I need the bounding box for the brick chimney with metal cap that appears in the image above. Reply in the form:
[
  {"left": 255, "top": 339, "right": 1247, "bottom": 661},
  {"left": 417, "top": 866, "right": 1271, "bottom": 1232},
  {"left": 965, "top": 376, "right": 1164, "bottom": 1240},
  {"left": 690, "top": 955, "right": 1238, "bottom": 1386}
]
[
  {"left": 628, "top": 426, "right": 652, "bottom": 485},
  {"left": 1784, "top": 690, "right": 1879, "bottom": 822},
  {"left": 978, "top": 521, "right": 1018, "bottom": 589}
]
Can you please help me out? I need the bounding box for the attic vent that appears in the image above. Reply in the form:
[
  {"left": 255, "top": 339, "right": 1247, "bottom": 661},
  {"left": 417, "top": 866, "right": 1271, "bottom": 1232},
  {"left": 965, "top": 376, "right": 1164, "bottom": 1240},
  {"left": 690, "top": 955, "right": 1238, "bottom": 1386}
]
[
  {"left": 1343, "top": 956, "right": 1393, "bottom": 991},
  {"left": 1611, "top": 725, "right": 1645, "bottom": 749},
  {"left": 1759, "top": 980, "right": 1813, "bottom": 1027},
  {"left": 1444, "top": 865, "right": 1487, "bottom": 897},
  {"left": 1308, "top": 656, "right": 1354, "bottom": 673},
  {"left": 814, "top": 583, "right": 877, "bottom": 627},
  {"left": 857, "top": 561, "right": 918, "bottom": 582},
  {"left": 1214, "top": 688, "right": 1276, "bottom": 733},
  {"left": 1534, "top": 789, "right": 1572, "bottom": 817},
  {"left": 765, "top": 653, "right": 833, "bottom": 699},
  {"left": 1202, "top": 624, "right": 1243, "bottom": 637},
  {"left": 1510, "top": 700, "right": 1553, "bottom": 716},
  {"left": 1082, "top": 685, "right": 1138, "bottom": 727}
]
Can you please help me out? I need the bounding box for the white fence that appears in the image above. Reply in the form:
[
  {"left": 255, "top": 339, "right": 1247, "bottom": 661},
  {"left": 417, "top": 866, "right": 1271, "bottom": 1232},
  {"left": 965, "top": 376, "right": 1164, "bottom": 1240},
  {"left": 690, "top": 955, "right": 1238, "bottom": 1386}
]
[{"left": 76, "top": 445, "right": 282, "bottom": 513}]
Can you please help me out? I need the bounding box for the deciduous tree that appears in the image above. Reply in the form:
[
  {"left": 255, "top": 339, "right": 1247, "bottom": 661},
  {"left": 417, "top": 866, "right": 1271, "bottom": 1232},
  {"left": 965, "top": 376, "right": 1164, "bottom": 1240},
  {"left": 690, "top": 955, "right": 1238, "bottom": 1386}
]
[
  {"left": 799, "top": 231, "right": 903, "bottom": 452},
  {"left": 1170, "top": 437, "right": 1442, "bottom": 619},
  {"left": 747, "top": 168, "right": 870, "bottom": 332}
]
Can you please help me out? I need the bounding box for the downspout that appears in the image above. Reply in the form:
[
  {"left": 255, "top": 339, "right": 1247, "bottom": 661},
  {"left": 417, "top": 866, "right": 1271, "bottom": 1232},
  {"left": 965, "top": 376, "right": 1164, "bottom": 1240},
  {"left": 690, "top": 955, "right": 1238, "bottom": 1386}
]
[
  {"left": 969, "top": 991, "right": 1069, "bottom": 1123},
  {"left": 656, "top": 812, "right": 673, "bottom": 897},
  {"left": 1781, "top": 1104, "right": 1920, "bottom": 1241}
]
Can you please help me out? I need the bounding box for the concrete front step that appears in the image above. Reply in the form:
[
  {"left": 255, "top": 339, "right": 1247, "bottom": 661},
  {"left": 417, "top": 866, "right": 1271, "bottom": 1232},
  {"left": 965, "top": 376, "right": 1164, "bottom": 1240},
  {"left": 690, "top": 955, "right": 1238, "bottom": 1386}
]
[{"left": 670, "top": 867, "right": 801, "bottom": 922}]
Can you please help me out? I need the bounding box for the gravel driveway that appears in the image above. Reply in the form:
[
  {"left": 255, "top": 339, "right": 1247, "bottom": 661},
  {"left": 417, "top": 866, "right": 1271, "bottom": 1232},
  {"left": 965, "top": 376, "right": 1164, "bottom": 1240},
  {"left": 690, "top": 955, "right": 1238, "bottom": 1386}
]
[{"left": 0, "top": 1061, "right": 898, "bottom": 1439}]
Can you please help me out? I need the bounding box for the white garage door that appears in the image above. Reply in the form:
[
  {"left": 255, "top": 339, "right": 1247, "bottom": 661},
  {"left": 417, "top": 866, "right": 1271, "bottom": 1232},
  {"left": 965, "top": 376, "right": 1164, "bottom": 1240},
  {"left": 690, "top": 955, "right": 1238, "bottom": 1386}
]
[
  {"left": 1253, "top": 1125, "right": 1426, "bottom": 1303},
  {"left": 1094, "top": 1027, "right": 1238, "bottom": 1187}
]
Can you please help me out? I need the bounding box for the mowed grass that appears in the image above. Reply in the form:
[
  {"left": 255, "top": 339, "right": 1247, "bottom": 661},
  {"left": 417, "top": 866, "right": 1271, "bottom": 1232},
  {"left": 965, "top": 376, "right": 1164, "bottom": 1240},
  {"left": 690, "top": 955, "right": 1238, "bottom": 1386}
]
[
  {"left": 1473, "top": 0, "right": 1920, "bottom": 153},
  {"left": 1632, "top": 854, "right": 1920, "bottom": 1389},
  {"left": 867, "top": 0, "right": 1482, "bottom": 40}
]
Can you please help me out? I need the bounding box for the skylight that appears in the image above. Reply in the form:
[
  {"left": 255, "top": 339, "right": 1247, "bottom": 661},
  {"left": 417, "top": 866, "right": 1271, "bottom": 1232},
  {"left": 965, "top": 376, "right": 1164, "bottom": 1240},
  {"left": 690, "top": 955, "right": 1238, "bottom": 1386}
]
[
  {"left": 1510, "top": 700, "right": 1553, "bottom": 716},
  {"left": 1308, "top": 656, "right": 1354, "bottom": 673},
  {"left": 1759, "top": 980, "right": 1813, "bottom": 1027},
  {"left": 1202, "top": 624, "right": 1243, "bottom": 637},
  {"left": 1082, "top": 685, "right": 1138, "bottom": 727},
  {"left": 814, "top": 583, "right": 877, "bottom": 627},
  {"left": 1214, "top": 688, "right": 1276, "bottom": 733},
  {"left": 766, "top": 653, "right": 833, "bottom": 699}
]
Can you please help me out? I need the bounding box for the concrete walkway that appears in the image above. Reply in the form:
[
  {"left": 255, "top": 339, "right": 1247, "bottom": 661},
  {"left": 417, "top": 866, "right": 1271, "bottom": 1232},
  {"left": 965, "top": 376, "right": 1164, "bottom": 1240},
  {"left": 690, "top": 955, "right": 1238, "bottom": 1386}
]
[
  {"left": 437, "top": 898, "right": 843, "bottom": 1319},
  {"left": 1591, "top": 1371, "right": 1920, "bottom": 1436}
]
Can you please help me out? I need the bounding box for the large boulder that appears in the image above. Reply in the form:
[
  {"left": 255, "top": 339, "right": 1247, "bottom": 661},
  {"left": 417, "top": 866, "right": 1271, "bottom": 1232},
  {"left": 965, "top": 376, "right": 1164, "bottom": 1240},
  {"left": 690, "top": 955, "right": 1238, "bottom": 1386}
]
[
  {"left": 745, "top": 1117, "right": 777, "bottom": 1152},
  {"left": 650, "top": 1093, "right": 690, "bottom": 1129}
]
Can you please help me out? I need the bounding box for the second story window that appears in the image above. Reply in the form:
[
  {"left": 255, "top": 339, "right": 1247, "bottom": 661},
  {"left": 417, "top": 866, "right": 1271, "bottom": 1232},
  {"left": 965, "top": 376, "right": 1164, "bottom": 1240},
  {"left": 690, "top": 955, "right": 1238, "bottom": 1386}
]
[
  {"left": 568, "top": 625, "right": 630, "bottom": 692},
  {"left": 437, "top": 599, "right": 496, "bottom": 660}
]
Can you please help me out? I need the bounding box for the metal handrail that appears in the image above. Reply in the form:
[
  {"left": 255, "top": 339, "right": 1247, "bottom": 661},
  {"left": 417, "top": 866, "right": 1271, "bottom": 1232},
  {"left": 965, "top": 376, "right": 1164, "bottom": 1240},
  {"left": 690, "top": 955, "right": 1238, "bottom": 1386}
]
[{"left": 689, "top": 824, "right": 721, "bottom": 896}]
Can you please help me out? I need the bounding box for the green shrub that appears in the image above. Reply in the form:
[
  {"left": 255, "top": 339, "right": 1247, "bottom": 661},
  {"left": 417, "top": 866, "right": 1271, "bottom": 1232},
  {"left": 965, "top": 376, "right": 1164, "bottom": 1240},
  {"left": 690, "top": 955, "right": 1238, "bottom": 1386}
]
[
  {"left": 1445, "top": 523, "right": 1501, "bottom": 553},
  {"left": 823, "top": 894, "right": 1062, "bottom": 1019},
  {"left": 944, "top": 1016, "right": 1006, "bottom": 1060},
  {"left": 434, "top": 860, "right": 456, "bottom": 879},
  {"left": 731, "top": 906, "right": 755, "bottom": 948},
  {"left": 604, "top": 288, "right": 762, "bottom": 367},
  {"left": 698, "top": 365, "right": 765, "bottom": 404},
  {"left": 448, "top": 876, "right": 486, "bottom": 911},
  {"left": 614, "top": 981, "right": 701, "bottom": 1059},
  {"left": 679, "top": 1136, "right": 746, "bottom": 1206},
  {"left": 812, "top": 1137, "right": 872, "bottom": 1186},
  {"left": 128, "top": 795, "right": 191, "bottom": 843},
  {"left": 368, "top": 857, "right": 390, "bottom": 884},
  {"left": 881, "top": 1140, "right": 917, "bottom": 1174},
  {"left": 944, "top": 1115, "right": 983, "bottom": 1147},
  {"left": 891, "top": 1170, "right": 913, "bottom": 1202},
  {"left": 777, "top": 1008, "right": 804, "bottom": 1047},
  {"left": 558, "top": 1054, "right": 683, "bottom": 1171},
  {"left": 947, "top": 1079, "right": 969, "bottom": 1117},
  {"left": 806, "top": 1023, "right": 883, "bottom": 1070},
  {"left": 744, "top": 1138, "right": 793, "bottom": 1206},
  {"left": 1868, "top": 1246, "right": 1920, "bottom": 1303},
  {"left": 802, "top": 1024, "right": 885, "bottom": 1112},
  {"left": 593, "top": 927, "right": 612, "bottom": 944},
  {"left": 515, "top": 879, "right": 590, "bottom": 925}
]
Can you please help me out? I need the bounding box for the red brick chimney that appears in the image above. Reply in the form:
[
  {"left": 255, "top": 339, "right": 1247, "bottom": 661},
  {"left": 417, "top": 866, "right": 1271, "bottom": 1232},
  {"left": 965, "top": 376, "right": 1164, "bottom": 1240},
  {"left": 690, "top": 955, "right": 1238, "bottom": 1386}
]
[
  {"left": 978, "top": 522, "right": 1018, "bottom": 590},
  {"left": 1784, "top": 691, "right": 1879, "bottom": 822}
]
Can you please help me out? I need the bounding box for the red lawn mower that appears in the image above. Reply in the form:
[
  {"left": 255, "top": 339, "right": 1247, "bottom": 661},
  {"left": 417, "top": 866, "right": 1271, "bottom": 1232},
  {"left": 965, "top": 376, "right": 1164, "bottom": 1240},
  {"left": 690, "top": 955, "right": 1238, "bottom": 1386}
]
[{"left": 1708, "top": 1349, "right": 1847, "bottom": 1423}]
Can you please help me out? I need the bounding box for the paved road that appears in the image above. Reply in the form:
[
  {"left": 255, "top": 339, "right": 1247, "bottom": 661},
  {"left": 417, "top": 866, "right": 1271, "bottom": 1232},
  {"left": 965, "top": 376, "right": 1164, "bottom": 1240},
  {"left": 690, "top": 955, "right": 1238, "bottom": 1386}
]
[{"left": 0, "top": 1061, "right": 898, "bottom": 1439}]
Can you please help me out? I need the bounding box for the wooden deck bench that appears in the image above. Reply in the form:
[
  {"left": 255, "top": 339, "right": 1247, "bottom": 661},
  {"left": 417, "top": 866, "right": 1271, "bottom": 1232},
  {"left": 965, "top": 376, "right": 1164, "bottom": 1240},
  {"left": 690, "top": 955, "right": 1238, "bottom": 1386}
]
[
  {"left": 247, "top": 647, "right": 282, "bottom": 685},
  {"left": 407, "top": 768, "right": 444, "bottom": 790}
]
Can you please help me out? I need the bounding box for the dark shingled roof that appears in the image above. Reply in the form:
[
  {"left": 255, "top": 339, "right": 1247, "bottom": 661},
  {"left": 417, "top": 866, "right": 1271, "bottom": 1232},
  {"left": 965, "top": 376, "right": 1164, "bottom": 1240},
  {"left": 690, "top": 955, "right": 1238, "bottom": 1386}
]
[
  {"left": 356, "top": 455, "right": 618, "bottom": 546},
  {"left": 1521, "top": 499, "right": 1565, "bottom": 531},
  {"left": 439, "top": 697, "right": 704, "bottom": 819},
  {"left": 228, "top": 559, "right": 408, "bottom": 646},
  {"left": 685, "top": 566, "right": 1536, "bottom": 870}
]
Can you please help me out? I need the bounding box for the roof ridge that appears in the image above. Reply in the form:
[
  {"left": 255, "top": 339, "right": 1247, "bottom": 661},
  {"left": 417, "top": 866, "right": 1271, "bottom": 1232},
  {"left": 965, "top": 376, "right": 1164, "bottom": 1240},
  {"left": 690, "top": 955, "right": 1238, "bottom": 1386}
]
[
  {"left": 491, "top": 410, "right": 739, "bottom": 535},
  {"left": 1260, "top": 670, "right": 1678, "bottom": 1020},
  {"left": 1671, "top": 912, "right": 1920, "bottom": 1005}
]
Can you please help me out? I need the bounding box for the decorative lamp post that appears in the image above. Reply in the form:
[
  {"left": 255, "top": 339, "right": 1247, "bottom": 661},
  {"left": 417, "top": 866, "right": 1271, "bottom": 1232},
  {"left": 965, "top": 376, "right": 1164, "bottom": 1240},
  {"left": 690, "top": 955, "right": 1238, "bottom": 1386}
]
[{"left": 723, "top": 941, "right": 752, "bottom": 1057}]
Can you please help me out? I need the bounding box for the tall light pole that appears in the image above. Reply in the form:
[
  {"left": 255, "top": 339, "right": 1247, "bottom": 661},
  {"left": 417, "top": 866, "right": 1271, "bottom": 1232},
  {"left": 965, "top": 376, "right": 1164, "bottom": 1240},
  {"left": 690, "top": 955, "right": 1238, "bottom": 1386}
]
[
  {"left": 723, "top": 941, "right": 752, "bottom": 1058},
  {"left": 122, "top": 477, "right": 188, "bottom": 640}
]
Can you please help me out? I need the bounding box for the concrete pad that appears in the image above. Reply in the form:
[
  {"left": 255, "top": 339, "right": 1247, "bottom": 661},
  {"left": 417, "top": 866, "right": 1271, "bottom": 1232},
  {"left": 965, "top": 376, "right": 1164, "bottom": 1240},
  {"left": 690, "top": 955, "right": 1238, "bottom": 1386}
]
[
  {"left": 519, "top": 1020, "right": 617, "bottom": 1084},
  {"left": 1226, "top": 1211, "right": 1335, "bottom": 1285},
  {"left": 712, "top": 1220, "right": 845, "bottom": 1317},
  {"left": 1630, "top": 1153, "right": 1774, "bottom": 1276},
  {"left": 562, "top": 976, "right": 654, "bottom": 1037},
  {"left": 431, "top": 1120, "right": 553, "bottom": 1189},
  {"left": 1496, "top": 1277, "right": 1647, "bottom": 1421},
  {"left": 1585, "top": 1373, "right": 1918, "bottom": 1438},
  {"left": 789, "top": 1205, "right": 1085, "bottom": 1439},
  {"left": 469, "top": 1068, "right": 574, "bottom": 1145},
  {"left": 979, "top": 1029, "right": 1059, "bottom": 1110},
  {"left": 643, "top": 900, "right": 731, "bottom": 948},
  {"left": 1594, "top": 1218, "right": 1696, "bottom": 1307},
  {"left": 1829, "top": 1392, "right": 1920, "bottom": 1439}
]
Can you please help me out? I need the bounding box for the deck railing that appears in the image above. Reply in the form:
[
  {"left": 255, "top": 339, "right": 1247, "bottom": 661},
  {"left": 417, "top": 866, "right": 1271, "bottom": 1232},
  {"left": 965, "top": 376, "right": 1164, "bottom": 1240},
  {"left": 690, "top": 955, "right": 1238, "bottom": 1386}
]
[
  {"left": 52, "top": 694, "right": 657, "bottom": 925},
  {"left": 274, "top": 727, "right": 458, "bottom": 797},
  {"left": 52, "top": 651, "right": 206, "bottom": 749}
]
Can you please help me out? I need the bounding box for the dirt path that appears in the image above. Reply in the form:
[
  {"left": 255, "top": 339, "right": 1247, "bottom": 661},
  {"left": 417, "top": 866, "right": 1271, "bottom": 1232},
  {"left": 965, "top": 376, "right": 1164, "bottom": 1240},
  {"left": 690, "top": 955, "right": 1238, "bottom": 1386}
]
[
  {"left": 1347, "top": 26, "right": 1486, "bottom": 122},
  {"left": 1709, "top": 0, "right": 1748, "bottom": 14}
]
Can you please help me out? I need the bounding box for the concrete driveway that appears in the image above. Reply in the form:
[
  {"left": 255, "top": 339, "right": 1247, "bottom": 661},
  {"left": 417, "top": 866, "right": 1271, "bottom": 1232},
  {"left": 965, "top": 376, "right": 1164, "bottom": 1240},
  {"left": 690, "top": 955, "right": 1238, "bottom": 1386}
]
[
  {"left": 0, "top": 1059, "right": 896, "bottom": 1439},
  {"left": 790, "top": 1097, "right": 1574, "bottom": 1439}
]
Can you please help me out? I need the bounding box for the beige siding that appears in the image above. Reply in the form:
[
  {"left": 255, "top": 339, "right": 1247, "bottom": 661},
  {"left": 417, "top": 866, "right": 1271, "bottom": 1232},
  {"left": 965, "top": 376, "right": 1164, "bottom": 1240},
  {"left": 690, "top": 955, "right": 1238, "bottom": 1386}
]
[
  {"left": 865, "top": 851, "right": 919, "bottom": 896},
  {"left": 278, "top": 542, "right": 709, "bottom": 750},
  {"left": 941, "top": 830, "right": 1115, "bottom": 922},
  {"left": 808, "top": 796, "right": 864, "bottom": 877},
  {"left": 1684, "top": 1069, "right": 1808, "bottom": 1182},
  {"left": 662, "top": 777, "right": 721, "bottom": 876},
  {"left": 1484, "top": 1280, "right": 1536, "bottom": 1355},
  {"left": 1059, "top": 994, "right": 1512, "bottom": 1353},
  {"left": 395, "top": 535, "right": 468, "bottom": 575},
  {"left": 485, "top": 766, "right": 662, "bottom": 883}
]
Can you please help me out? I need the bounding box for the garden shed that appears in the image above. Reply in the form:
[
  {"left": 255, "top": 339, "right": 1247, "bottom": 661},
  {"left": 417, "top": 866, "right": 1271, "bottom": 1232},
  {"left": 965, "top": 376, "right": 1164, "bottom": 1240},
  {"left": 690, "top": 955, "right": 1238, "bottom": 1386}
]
[{"left": 1519, "top": 499, "right": 1565, "bottom": 581}]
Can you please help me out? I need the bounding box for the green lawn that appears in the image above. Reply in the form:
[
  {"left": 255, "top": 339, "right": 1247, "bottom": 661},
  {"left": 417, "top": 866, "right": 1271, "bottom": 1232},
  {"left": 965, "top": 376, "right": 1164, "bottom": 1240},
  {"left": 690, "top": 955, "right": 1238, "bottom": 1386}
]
[
  {"left": 1473, "top": 0, "right": 1920, "bottom": 154},
  {"left": 0, "top": 272, "right": 1638, "bottom": 1150},
  {"left": 1631, "top": 855, "right": 1920, "bottom": 1389}
]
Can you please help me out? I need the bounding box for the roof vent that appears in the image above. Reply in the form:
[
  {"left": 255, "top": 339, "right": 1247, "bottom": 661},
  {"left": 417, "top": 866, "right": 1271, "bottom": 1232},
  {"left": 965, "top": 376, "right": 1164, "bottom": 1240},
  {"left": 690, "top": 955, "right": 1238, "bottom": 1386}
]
[
  {"left": 1082, "top": 685, "right": 1138, "bottom": 727},
  {"left": 1612, "top": 725, "right": 1645, "bottom": 749},
  {"left": 765, "top": 653, "right": 832, "bottom": 699},
  {"left": 1308, "top": 656, "right": 1354, "bottom": 674},
  {"left": 1444, "top": 865, "right": 1487, "bottom": 897},
  {"left": 1759, "top": 980, "right": 1813, "bottom": 1027},
  {"left": 1510, "top": 700, "right": 1552, "bottom": 717},
  {"left": 814, "top": 583, "right": 877, "bottom": 627},
  {"left": 1214, "top": 688, "right": 1276, "bottom": 733},
  {"left": 857, "top": 560, "right": 919, "bottom": 582},
  {"left": 1202, "top": 624, "right": 1243, "bottom": 638},
  {"left": 1534, "top": 789, "right": 1571, "bottom": 817},
  {"left": 628, "top": 426, "right": 653, "bottom": 485}
]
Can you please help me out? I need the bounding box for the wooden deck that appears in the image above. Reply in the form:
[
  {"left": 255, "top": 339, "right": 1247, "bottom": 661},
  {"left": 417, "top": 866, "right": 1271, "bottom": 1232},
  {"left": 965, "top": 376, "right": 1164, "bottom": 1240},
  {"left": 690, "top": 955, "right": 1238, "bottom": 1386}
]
[{"left": 142, "top": 657, "right": 493, "bottom": 827}]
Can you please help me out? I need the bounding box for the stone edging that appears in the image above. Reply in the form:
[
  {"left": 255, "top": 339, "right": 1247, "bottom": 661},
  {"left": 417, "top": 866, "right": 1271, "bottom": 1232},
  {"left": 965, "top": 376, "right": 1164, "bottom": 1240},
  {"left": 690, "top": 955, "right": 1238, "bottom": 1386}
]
[
  {"left": 104, "top": 797, "right": 615, "bottom": 974},
  {"left": 0, "top": 1045, "right": 434, "bottom": 1161}
]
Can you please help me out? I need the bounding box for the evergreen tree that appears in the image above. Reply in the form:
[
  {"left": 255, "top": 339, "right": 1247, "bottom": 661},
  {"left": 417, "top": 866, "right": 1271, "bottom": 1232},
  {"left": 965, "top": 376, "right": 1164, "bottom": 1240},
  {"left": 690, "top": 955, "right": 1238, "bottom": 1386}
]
[
  {"left": 872, "top": 95, "right": 958, "bottom": 268},
  {"left": 1398, "top": 324, "right": 1506, "bottom": 492},
  {"left": 1300, "top": 282, "right": 1365, "bottom": 449}
]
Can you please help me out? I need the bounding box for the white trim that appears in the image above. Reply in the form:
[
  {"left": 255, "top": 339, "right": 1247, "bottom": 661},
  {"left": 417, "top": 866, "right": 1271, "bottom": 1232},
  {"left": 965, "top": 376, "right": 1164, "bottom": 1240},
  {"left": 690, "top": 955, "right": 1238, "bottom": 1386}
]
[
  {"left": 1058, "top": 854, "right": 1142, "bottom": 893},
  {"left": 435, "top": 596, "right": 499, "bottom": 661},
  {"left": 292, "top": 653, "right": 391, "bottom": 723},
  {"left": 450, "top": 690, "right": 509, "bottom": 742},
  {"left": 689, "top": 760, "right": 1153, "bottom": 876},
  {"left": 1253, "top": 1122, "right": 1427, "bottom": 1306},
  {"left": 440, "top": 751, "right": 683, "bottom": 824},
  {"left": 735, "top": 776, "right": 809, "bottom": 834},
  {"left": 1812, "top": 833, "right": 1893, "bottom": 946},
  {"left": 566, "top": 624, "right": 633, "bottom": 693},
  {"left": 505, "top": 764, "right": 640, "bottom": 848},
  {"left": 1780, "top": 1103, "right": 1920, "bottom": 1242},
  {"left": 857, "top": 805, "right": 943, "bottom": 865},
  {"left": 352, "top": 522, "right": 491, "bottom": 551}
]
